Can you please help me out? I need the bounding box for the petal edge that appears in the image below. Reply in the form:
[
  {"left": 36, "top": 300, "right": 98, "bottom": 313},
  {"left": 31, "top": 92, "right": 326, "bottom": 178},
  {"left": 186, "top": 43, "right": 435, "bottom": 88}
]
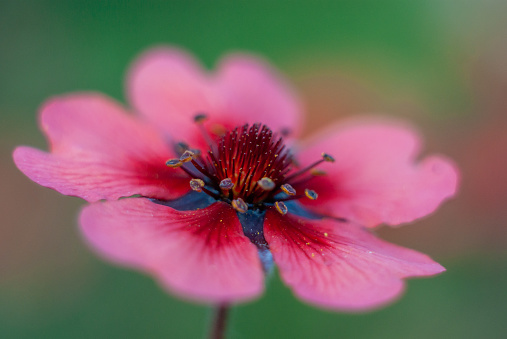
[
  {"left": 296, "top": 119, "right": 459, "bottom": 227},
  {"left": 265, "top": 210, "right": 445, "bottom": 311}
]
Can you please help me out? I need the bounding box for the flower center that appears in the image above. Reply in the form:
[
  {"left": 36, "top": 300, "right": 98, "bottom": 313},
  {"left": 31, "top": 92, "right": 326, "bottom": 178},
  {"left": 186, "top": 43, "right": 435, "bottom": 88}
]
[
  {"left": 214, "top": 124, "right": 292, "bottom": 201},
  {"left": 166, "top": 115, "right": 334, "bottom": 215}
]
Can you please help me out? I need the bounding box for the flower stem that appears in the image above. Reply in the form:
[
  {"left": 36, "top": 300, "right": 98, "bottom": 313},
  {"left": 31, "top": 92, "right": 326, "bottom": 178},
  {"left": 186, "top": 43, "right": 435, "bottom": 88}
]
[{"left": 209, "top": 303, "right": 230, "bottom": 339}]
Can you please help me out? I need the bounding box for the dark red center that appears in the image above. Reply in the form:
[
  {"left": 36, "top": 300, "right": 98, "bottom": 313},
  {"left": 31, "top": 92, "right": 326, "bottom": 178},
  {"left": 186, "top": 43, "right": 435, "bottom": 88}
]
[
  {"left": 207, "top": 124, "right": 292, "bottom": 203},
  {"left": 166, "top": 120, "right": 330, "bottom": 214}
]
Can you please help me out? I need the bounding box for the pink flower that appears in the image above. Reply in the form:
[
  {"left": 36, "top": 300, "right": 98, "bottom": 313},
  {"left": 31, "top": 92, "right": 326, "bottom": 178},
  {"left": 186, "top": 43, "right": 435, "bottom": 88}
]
[{"left": 13, "top": 47, "right": 458, "bottom": 311}]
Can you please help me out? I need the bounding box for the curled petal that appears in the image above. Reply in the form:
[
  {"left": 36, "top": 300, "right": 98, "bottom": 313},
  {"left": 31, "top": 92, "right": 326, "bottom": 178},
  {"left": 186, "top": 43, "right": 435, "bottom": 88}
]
[
  {"left": 80, "top": 198, "right": 264, "bottom": 303},
  {"left": 264, "top": 210, "right": 445, "bottom": 311},
  {"left": 127, "top": 47, "right": 301, "bottom": 148},
  {"left": 13, "top": 93, "right": 188, "bottom": 202},
  {"left": 295, "top": 118, "right": 459, "bottom": 227}
]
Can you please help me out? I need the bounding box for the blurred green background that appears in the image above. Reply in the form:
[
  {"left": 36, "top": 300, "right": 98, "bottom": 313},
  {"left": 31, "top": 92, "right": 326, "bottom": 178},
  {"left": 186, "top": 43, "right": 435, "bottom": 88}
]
[{"left": 2, "top": 1, "right": 507, "bottom": 338}]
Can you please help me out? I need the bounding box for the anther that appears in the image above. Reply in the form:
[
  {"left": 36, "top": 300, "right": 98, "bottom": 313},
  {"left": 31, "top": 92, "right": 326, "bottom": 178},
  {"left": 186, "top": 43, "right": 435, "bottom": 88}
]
[
  {"left": 280, "top": 127, "right": 291, "bottom": 137},
  {"left": 281, "top": 183, "right": 296, "bottom": 195},
  {"left": 189, "top": 178, "right": 205, "bottom": 192},
  {"left": 232, "top": 198, "right": 248, "bottom": 213},
  {"left": 219, "top": 178, "right": 234, "bottom": 190},
  {"left": 166, "top": 159, "right": 183, "bottom": 168},
  {"left": 211, "top": 124, "right": 226, "bottom": 136},
  {"left": 310, "top": 169, "right": 327, "bottom": 176},
  {"left": 304, "top": 188, "right": 318, "bottom": 200},
  {"left": 284, "top": 153, "right": 334, "bottom": 183},
  {"left": 322, "top": 153, "right": 335, "bottom": 163},
  {"left": 194, "top": 113, "right": 216, "bottom": 147},
  {"left": 275, "top": 201, "right": 288, "bottom": 215},
  {"left": 179, "top": 150, "right": 195, "bottom": 163},
  {"left": 174, "top": 142, "right": 189, "bottom": 154},
  {"left": 257, "top": 177, "right": 275, "bottom": 191},
  {"left": 194, "top": 113, "right": 207, "bottom": 123}
]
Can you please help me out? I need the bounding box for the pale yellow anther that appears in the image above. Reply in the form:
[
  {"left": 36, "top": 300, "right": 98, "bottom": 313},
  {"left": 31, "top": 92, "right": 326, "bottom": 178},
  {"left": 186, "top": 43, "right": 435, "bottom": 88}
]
[
  {"left": 211, "top": 124, "right": 227, "bottom": 136},
  {"left": 232, "top": 198, "right": 248, "bottom": 213},
  {"left": 310, "top": 169, "right": 327, "bottom": 176},
  {"left": 322, "top": 153, "right": 335, "bottom": 163},
  {"left": 275, "top": 201, "right": 288, "bottom": 215},
  {"left": 257, "top": 177, "right": 275, "bottom": 191},
  {"left": 281, "top": 183, "right": 296, "bottom": 196},
  {"left": 219, "top": 178, "right": 234, "bottom": 190},
  {"left": 194, "top": 114, "right": 207, "bottom": 123},
  {"left": 179, "top": 150, "right": 195, "bottom": 163},
  {"left": 166, "top": 159, "right": 183, "bottom": 168},
  {"left": 189, "top": 178, "right": 205, "bottom": 192},
  {"left": 304, "top": 188, "right": 318, "bottom": 200},
  {"left": 175, "top": 142, "right": 189, "bottom": 154}
]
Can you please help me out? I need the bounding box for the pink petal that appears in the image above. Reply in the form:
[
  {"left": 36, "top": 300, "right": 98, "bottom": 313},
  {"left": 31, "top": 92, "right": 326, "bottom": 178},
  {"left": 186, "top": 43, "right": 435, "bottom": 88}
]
[
  {"left": 264, "top": 209, "right": 445, "bottom": 311},
  {"left": 127, "top": 47, "right": 301, "bottom": 148},
  {"left": 295, "top": 118, "right": 459, "bottom": 227},
  {"left": 13, "top": 93, "right": 188, "bottom": 202},
  {"left": 215, "top": 54, "right": 303, "bottom": 138},
  {"left": 80, "top": 198, "right": 264, "bottom": 303},
  {"left": 127, "top": 47, "right": 215, "bottom": 147}
]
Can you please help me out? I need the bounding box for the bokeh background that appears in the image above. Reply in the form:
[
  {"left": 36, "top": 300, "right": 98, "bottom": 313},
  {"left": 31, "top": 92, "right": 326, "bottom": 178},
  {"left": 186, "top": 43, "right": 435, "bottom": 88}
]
[{"left": 1, "top": 1, "right": 507, "bottom": 338}]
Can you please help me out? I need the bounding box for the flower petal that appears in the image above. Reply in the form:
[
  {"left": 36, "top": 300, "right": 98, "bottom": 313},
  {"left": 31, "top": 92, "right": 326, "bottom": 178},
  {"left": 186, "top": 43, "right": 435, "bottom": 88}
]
[
  {"left": 127, "top": 47, "right": 302, "bottom": 148},
  {"left": 80, "top": 198, "right": 264, "bottom": 303},
  {"left": 295, "top": 118, "right": 459, "bottom": 227},
  {"left": 264, "top": 210, "right": 445, "bottom": 311},
  {"left": 215, "top": 54, "right": 303, "bottom": 138},
  {"left": 127, "top": 47, "right": 214, "bottom": 147},
  {"left": 13, "top": 93, "right": 188, "bottom": 202}
]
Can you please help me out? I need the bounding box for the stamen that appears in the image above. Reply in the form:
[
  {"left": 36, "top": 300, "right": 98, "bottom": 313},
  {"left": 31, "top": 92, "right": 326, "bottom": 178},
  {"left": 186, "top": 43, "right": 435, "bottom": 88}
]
[
  {"left": 188, "top": 178, "right": 222, "bottom": 200},
  {"left": 276, "top": 194, "right": 304, "bottom": 202},
  {"left": 257, "top": 177, "right": 275, "bottom": 191},
  {"left": 304, "top": 189, "right": 318, "bottom": 200},
  {"left": 201, "top": 186, "right": 222, "bottom": 200},
  {"left": 219, "top": 178, "right": 234, "bottom": 190},
  {"left": 275, "top": 201, "right": 288, "bottom": 215},
  {"left": 310, "top": 169, "right": 326, "bottom": 176},
  {"left": 166, "top": 159, "right": 183, "bottom": 168},
  {"left": 281, "top": 183, "right": 296, "bottom": 195},
  {"left": 232, "top": 198, "right": 248, "bottom": 213},
  {"left": 179, "top": 150, "right": 195, "bottom": 163},
  {"left": 193, "top": 113, "right": 215, "bottom": 148},
  {"left": 188, "top": 158, "right": 216, "bottom": 180},
  {"left": 167, "top": 123, "right": 294, "bottom": 206},
  {"left": 284, "top": 152, "right": 334, "bottom": 182},
  {"left": 322, "top": 153, "right": 335, "bottom": 162},
  {"left": 280, "top": 127, "right": 291, "bottom": 137},
  {"left": 211, "top": 124, "right": 226, "bottom": 136},
  {"left": 174, "top": 142, "right": 189, "bottom": 155},
  {"left": 291, "top": 158, "right": 300, "bottom": 168},
  {"left": 189, "top": 178, "right": 205, "bottom": 192},
  {"left": 194, "top": 114, "right": 207, "bottom": 123}
]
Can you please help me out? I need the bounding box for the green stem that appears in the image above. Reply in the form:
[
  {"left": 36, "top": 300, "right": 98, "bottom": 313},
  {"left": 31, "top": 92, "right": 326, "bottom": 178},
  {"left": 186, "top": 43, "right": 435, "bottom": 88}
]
[{"left": 209, "top": 304, "right": 229, "bottom": 339}]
